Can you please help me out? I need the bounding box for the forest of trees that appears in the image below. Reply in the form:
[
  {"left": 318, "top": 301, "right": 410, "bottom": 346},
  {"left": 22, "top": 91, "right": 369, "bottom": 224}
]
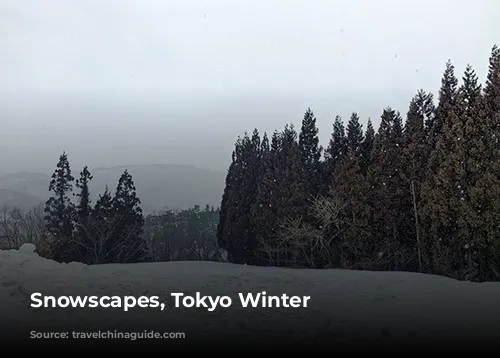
[
  {"left": 1, "top": 46, "right": 498, "bottom": 283},
  {"left": 217, "top": 45, "right": 500, "bottom": 282}
]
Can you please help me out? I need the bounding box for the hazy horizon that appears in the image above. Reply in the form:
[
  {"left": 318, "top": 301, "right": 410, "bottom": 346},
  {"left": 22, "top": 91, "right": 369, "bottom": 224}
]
[{"left": 1, "top": 0, "right": 499, "bottom": 175}]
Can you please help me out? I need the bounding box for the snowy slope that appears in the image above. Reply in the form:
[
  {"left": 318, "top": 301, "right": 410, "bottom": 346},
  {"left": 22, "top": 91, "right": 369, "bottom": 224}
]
[{"left": 1, "top": 245, "right": 500, "bottom": 346}]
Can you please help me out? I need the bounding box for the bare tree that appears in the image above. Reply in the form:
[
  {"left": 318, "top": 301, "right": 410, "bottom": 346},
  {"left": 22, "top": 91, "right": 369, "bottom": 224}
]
[
  {"left": 308, "top": 194, "right": 348, "bottom": 267},
  {"left": 257, "top": 235, "right": 281, "bottom": 266},
  {"left": 309, "top": 194, "right": 346, "bottom": 232},
  {"left": 277, "top": 216, "right": 322, "bottom": 268},
  {"left": 0, "top": 204, "right": 51, "bottom": 257},
  {"left": 277, "top": 192, "right": 385, "bottom": 270},
  {"left": 72, "top": 213, "right": 148, "bottom": 264},
  {"left": 274, "top": 193, "right": 345, "bottom": 268}
]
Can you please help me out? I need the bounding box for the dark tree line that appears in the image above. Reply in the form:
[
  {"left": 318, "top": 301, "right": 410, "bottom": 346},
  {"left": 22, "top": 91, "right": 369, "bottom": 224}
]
[
  {"left": 217, "top": 45, "right": 500, "bottom": 282},
  {"left": 44, "top": 152, "right": 146, "bottom": 264},
  {"left": 144, "top": 205, "right": 224, "bottom": 262}
]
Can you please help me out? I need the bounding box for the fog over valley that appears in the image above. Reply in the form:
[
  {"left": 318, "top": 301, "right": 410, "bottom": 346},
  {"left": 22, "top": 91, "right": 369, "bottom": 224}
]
[
  {"left": 0, "top": 90, "right": 416, "bottom": 175},
  {"left": 0, "top": 0, "right": 498, "bottom": 212},
  {"left": 2, "top": 0, "right": 498, "bottom": 179}
]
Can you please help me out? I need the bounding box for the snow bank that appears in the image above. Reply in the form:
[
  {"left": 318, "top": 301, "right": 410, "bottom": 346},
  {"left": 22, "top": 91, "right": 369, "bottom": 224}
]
[{"left": 1, "top": 245, "right": 500, "bottom": 344}]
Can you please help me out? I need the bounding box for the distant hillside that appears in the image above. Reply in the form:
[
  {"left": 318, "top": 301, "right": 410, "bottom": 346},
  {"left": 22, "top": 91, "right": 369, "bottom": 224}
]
[
  {"left": 0, "top": 164, "right": 226, "bottom": 214},
  {"left": 0, "top": 188, "right": 44, "bottom": 211}
]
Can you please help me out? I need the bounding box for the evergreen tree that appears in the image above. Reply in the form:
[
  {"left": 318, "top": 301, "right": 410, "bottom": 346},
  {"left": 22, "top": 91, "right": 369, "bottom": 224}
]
[
  {"left": 480, "top": 45, "right": 500, "bottom": 280},
  {"left": 219, "top": 137, "right": 245, "bottom": 263},
  {"left": 368, "top": 107, "right": 411, "bottom": 270},
  {"left": 459, "top": 63, "right": 500, "bottom": 280},
  {"left": 93, "top": 185, "right": 113, "bottom": 222},
  {"left": 327, "top": 113, "right": 370, "bottom": 267},
  {"left": 74, "top": 166, "right": 93, "bottom": 262},
  {"left": 111, "top": 170, "right": 147, "bottom": 263},
  {"left": 421, "top": 61, "right": 462, "bottom": 276},
  {"left": 346, "top": 112, "right": 364, "bottom": 155},
  {"left": 299, "top": 107, "right": 322, "bottom": 196},
  {"left": 252, "top": 131, "right": 282, "bottom": 266},
  {"left": 253, "top": 125, "right": 306, "bottom": 266},
  {"left": 323, "top": 115, "right": 347, "bottom": 192},
  {"left": 402, "top": 90, "right": 434, "bottom": 272},
  {"left": 217, "top": 156, "right": 236, "bottom": 251},
  {"left": 325, "top": 115, "right": 347, "bottom": 163},
  {"left": 409, "top": 90, "right": 436, "bottom": 160},
  {"left": 244, "top": 128, "right": 265, "bottom": 264},
  {"left": 219, "top": 130, "right": 263, "bottom": 264},
  {"left": 360, "top": 118, "right": 375, "bottom": 173},
  {"left": 44, "top": 151, "right": 76, "bottom": 262},
  {"left": 459, "top": 65, "right": 482, "bottom": 115},
  {"left": 271, "top": 129, "right": 281, "bottom": 151},
  {"left": 261, "top": 131, "right": 270, "bottom": 156},
  {"left": 427, "top": 60, "right": 458, "bottom": 173},
  {"left": 456, "top": 64, "right": 483, "bottom": 278},
  {"left": 275, "top": 124, "right": 308, "bottom": 266},
  {"left": 75, "top": 166, "right": 92, "bottom": 217},
  {"left": 279, "top": 124, "right": 308, "bottom": 220},
  {"left": 332, "top": 148, "right": 371, "bottom": 268},
  {"left": 484, "top": 45, "right": 500, "bottom": 122},
  {"left": 89, "top": 185, "right": 115, "bottom": 263},
  {"left": 392, "top": 110, "right": 404, "bottom": 144}
]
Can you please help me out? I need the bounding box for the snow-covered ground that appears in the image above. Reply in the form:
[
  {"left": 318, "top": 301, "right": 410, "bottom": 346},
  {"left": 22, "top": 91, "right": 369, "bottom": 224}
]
[{"left": 1, "top": 244, "right": 500, "bottom": 346}]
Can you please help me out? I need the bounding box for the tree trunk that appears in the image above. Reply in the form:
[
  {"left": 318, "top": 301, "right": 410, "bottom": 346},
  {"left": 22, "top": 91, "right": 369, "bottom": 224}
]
[{"left": 411, "top": 180, "right": 422, "bottom": 272}]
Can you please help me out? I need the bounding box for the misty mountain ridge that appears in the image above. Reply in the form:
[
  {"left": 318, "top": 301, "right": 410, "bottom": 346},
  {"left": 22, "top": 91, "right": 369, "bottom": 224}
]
[{"left": 0, "top": 164, "right": 226, "bottom": 214}]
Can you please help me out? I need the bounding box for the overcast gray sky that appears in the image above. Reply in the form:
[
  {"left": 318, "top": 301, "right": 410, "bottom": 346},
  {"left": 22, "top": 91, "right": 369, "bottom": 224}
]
[{"left": 0, "top": 0, "right": 498, "bottom": 175}]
